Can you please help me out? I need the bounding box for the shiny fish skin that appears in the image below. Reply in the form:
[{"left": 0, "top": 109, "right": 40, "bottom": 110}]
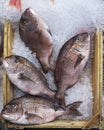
[
  {"left": 1, "top": 95, "right": 82, "bottom": 125},
  {"left": 19, "top": 8, "right": 53, "bottom": 73},
  {"left": 3, "top": 55, "right": 55, "bottom": 98},
  {"left": 55, "top": 32, "right": 90, "bottom": 109}
]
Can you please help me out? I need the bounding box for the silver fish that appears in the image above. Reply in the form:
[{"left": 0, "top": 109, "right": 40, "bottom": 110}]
[
  {"left": 1, "top": 95, "right": 82, "bottom": 125},
  {"left": 55, "top": 32, "right": 90, "bottom": 109},
  {"left": 19, "top": 8, "right": 53, "bottom": 73},
  {"left": 3, "top": 55, "right": 55, "bottom": 98}
]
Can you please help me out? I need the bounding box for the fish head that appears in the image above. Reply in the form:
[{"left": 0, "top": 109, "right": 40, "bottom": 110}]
[
  {"left": 73, "top": 32, "right": 90, "bottom": 53},
  {"left": 20, "top": 8, "right": 38, "bottom": 29},
  {"left": 1, "top": 99, "right": 23, "bottom": 122},
  {"left": 3, "top": 55, "right": 26, "bottom": 74}
]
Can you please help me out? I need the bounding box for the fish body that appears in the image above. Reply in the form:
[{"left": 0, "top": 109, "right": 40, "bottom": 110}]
[
  {"left": 19, "top": 8, "right": 53, "bottom": 73},
  {"left": 55, "top": 32, "right": 90, "bottom": 109},
  {"left": 1, "top": 95, "right": 82, "bottom": 125},
  {"left": 3, "top": 55, "right": 54, "bottom": 98}
]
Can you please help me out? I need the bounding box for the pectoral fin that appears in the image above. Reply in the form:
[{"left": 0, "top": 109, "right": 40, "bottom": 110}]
[
  {"left": 25, "top": 111, "right": 44, "bottom": 123},
  {"left": 18, "top": 73, "right": 28, "bottom": 80},
  {"left": 18, "top": 73, "right": 34, "bottom": 83},
  {"left": 74, "top": 54, "right": 85, "bottom": 69}
]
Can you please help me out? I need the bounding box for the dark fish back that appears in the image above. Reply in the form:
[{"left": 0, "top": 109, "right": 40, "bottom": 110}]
[{"left": 55, "top": 33, "right": 90, "bottom": 109}]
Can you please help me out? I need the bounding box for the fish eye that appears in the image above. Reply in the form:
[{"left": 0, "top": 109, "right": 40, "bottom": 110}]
[
  {"left": 76, "top": 37, "right": 81, "bottom": 42},
  {"left": 9, "top": 103, "right": 15, "bottom": 108},
  {"left": 11, "top": 104, "right": 15, "bottom": 107},
  {"left": 14, "top": 58, "right": 19, "bottom": 63},
  {"left": 22, "top": 18, "right": 29, "bottom": 25},
  {"left": 23, "top": 20, "right": 27, "bottom": 24},
  {"left": 76, "top": 35, "right": 84, "bottom": 42},
  {"left": 5, "top": 105, "right": 13, "bottom": 111}
]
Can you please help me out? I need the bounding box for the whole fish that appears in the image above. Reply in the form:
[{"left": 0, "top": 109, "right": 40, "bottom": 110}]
[
  {"left": 55, "top": 32, "right": 90, "bottom": 109},
  {"left": 19, "top": 8, "right": 53, "bottom": 73},
  {"left": 1, "top": 95, "right": 82, "bottom": 125},
  {"left": 3, "top": 55, "right": 55, "bottom": 98}
]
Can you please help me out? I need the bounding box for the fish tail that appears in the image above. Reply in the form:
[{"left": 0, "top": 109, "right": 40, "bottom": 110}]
[
  {"left": 55, "top": 90, "right": 66, "bottom": 110},
  {"left": 65, "top": 101, "right": 82, "bottom": 116},
  {"left": 38, "top": 57, "right": 50, "bottom": 73},
  {"left": 40, "top": 92, "right": 55, "bottom": 101}
]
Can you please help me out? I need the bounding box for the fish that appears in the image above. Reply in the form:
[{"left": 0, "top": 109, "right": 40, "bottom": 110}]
[
  {"left": 1, "top": 95, "right": 82, "bottom": 125},
  {"left": 3, "top": 55, "right": 55, "bottom": 99},
  {"left": 19, "top": 8, "right": 53, "bottom": 73},
  {"left": 9, "top": 0, "right": 22, "bottom": 12},
  {"left": 55, "top": 32, "right": 90, "bottom": 109}
]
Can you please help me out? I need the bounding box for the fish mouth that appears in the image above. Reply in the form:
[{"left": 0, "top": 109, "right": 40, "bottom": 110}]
[
  {"left": 3, "top": 59, "right": 10, "bottom": 68},
  {"left": 1, "top": 112, "right": 13, "bottom": 121},
  {"left": 0, "top": 111, "right": 10, "bottom": 119},
  {"left": 1, "top": 112, "right": 8, "bottom": 116},
  {"left": 3, "top": 58, "right": 15, "bottom": 69},
  {"left": 26, "top": 8, "right": 37, "bottom": 16}
]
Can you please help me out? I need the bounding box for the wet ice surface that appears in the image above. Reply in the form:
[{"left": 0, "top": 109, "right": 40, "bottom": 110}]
[{"left": 0, "top": 0, "right": 104, "bottom": 119}]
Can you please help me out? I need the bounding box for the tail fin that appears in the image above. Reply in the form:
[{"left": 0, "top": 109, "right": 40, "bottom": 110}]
[
  {"left": 65, "top": 101, "right": 82, "bottom": 116},
  {"left": 38, "top": 57, "right": 50, "bottom": 74},
  {"left": 55, "top": 91, "right": 66, "bottom": 111}
]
